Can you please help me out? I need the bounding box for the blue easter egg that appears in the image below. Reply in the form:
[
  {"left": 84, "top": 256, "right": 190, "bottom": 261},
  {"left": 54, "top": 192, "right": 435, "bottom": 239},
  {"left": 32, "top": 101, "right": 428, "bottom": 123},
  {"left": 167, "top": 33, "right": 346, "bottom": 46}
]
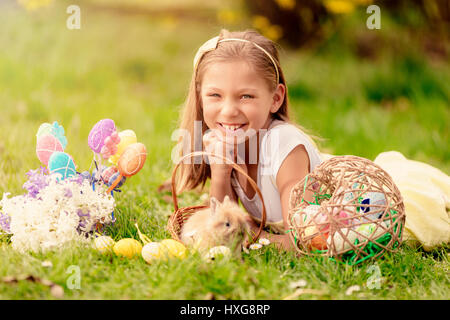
[
  {"left": 48, "top": 152, "right": 77, "bottom": 180},
  {"left": 107, "top": 171, "right": 126, "bottom": 188},
  {"left": 51, "top": 121, "right": 68, "bottom": 149},
  {"left": 359, "top": 192, "right": 387, "bottom": 221}
]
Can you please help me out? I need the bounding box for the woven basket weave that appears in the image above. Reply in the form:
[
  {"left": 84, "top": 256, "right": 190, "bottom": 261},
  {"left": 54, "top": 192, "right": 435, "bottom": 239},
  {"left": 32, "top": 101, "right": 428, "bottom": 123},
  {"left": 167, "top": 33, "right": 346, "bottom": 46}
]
[
  {"left": 167, "top": 151, "right": 267, "bottom": 247},
  {"left": 287, "top": 155, "right": 405, "bottom": 265}
]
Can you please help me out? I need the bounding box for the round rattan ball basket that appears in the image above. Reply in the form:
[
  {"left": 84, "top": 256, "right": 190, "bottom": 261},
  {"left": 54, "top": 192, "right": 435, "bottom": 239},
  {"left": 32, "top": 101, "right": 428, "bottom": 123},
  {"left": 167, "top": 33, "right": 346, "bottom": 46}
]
[
  {"left": 167, "top": 151, "right": 266, "bottom": 247},
  {"left": 287, "top": 155, "right": 405, "bottom": 265}
]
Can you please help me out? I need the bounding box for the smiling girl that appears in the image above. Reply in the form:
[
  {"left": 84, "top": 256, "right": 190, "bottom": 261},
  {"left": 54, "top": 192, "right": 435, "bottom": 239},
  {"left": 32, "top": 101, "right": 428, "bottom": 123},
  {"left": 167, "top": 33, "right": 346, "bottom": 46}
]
[{"left": 173, "top": 29, "right": 322, "bottom": 250}]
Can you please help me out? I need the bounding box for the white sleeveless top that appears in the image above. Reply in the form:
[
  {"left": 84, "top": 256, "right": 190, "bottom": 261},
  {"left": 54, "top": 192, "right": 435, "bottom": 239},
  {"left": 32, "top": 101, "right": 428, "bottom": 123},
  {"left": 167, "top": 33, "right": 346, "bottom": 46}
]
[{"left": 230, "top": 119, "right": 322, "bottom": 232}]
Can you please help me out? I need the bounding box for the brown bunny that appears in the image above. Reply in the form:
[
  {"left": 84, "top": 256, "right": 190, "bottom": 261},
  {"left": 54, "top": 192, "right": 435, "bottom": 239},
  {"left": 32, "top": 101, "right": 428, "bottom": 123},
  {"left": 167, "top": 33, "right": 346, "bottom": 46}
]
[{"left": 180, "top": 195, "right": 251, "bottom": 252}]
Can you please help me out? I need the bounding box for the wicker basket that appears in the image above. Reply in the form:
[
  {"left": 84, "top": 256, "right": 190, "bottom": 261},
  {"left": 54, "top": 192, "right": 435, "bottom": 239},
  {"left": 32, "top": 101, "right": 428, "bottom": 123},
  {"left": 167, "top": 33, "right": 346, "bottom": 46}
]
[
  {"left": 287, "top": 155, "right": 405, "bottom": 265},
  {"left": 167, "top": 151, "right": 267, "bottom": 247}
]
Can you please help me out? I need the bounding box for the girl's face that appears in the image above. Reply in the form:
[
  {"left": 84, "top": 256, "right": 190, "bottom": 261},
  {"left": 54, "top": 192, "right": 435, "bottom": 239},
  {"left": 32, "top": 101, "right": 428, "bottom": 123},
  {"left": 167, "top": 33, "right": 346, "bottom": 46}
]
[{"left": 200, "top": 60, "right": 285, "bottom": 144}]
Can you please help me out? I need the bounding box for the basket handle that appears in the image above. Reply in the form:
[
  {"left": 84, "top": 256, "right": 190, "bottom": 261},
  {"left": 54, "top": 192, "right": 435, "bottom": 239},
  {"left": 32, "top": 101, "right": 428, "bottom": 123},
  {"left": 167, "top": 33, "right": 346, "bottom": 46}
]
[{"left": 170, "top": 151, "right": 267, "bottom": 242}]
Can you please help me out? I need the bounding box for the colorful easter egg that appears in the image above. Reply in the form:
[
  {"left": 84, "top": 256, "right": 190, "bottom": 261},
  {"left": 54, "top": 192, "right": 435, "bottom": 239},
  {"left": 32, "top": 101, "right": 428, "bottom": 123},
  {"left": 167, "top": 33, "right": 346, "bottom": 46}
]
[
  {"left": 355, "top": 223, "right": 387, "bottom": 241},
  {"left": 292, "top": 212, "right": 302, "bottom": 228},
  {"left": 48, "top": 152, "right": 77, "bottom": 180},
  {"left": 159, "top": 239, "right": 187, "bottom": 260},
  {"left": 50, "top": 121, "right": 68, "bottom": 149},
  {"left": 117, "top": 143, "right": 147, "bottom": 177},
  {"left": 108, "top": 130, "right": 137, "bottom": 165},
  {"left": 141, "top": 242, "right": 164, "bottom": 263},
  {"left": 310, "top": 233, "right": 328, "bottom": 251},
  {"left": 113, "top": 238, "right": 142, "bottom": 258},
  {"left": 100, "top": 166, "right": 118, "bottom": 185},
  {"left": 304, "top": 226, "right": 328, "bottom": 251},
  {"left": 94, "top": 236, "right": 115, "bottom": 254},
  {"left": 359, "top": 192, "right": 387, "bottom": 221},
  {"left": 297, "top": 204, "right": 321, "bottom": 225},
  {"left": 36, "top": 123, "right": 53, "bottom": 140},
  {"left": 100, "top": 131, "right": 121, "bottom": 159},
  {"left": 336, "top": 210, "right": 351, "bottom": 226},
  {"left": 327, "top": 228, "right": 359, "bottom": 252},
  {"left": 107, "top": 171, "right": 126, "bottom": 188},
  {"left": 36, "top": 134, "right": 64, "bottom": 166},
  {"left": 88, "top": 119, "right": 116, "bottom": 153}
]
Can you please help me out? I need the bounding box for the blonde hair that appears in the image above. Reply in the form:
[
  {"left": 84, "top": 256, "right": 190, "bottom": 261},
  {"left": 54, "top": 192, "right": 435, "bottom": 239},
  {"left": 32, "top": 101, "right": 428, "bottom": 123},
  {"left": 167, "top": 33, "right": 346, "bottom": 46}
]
[{"left": 174, "top": 29, "right": 318, "bottom": 193}]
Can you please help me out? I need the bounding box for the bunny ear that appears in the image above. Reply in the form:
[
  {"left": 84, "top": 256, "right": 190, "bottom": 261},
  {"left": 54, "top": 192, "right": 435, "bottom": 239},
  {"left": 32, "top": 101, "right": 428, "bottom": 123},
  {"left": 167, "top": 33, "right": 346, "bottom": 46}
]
[{"left": 210, "top": 197, "right": 219, "bottom": 215}]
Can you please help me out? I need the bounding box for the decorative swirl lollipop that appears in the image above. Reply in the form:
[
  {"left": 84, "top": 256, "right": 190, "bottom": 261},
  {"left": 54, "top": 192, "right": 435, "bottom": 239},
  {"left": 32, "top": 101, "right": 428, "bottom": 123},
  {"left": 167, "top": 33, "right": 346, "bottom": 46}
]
[
  {"left": 108, "top": 129, "right": 137, "bottom": 165},
  {"left": 88, "top": 119, "right": 116, "bottom": 154},
  {"left": 106, "top": 142, "right": 147, "bottom": 193},
  {"left": 100, "top": 131, "right": 121, "bottom": 159}
]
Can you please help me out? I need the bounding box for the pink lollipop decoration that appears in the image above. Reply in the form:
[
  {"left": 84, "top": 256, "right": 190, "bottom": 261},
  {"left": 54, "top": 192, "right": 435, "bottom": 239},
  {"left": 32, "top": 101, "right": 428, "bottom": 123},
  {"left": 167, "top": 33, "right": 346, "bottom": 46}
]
[
  {"left": 36, "top": 134, "right": 64, "bottom": 166},
  {"left": 100, "top": 166, "right": 119, "bottom": 184},
  {"left": 100, "top": 131, "right": 121, "bottom": 159},
  {"left": 88, "top": 119, "right": 116, "bottom": 154},
  {"left": 106, "top": 143, "right": 147, "bottom": 193}
]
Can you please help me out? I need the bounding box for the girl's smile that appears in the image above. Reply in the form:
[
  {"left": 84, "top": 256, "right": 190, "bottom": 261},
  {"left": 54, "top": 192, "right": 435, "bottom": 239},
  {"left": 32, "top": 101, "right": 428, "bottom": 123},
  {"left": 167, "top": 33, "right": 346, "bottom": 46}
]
[{"left": 200, "top": 60, "right": 284, "bottom": 144}]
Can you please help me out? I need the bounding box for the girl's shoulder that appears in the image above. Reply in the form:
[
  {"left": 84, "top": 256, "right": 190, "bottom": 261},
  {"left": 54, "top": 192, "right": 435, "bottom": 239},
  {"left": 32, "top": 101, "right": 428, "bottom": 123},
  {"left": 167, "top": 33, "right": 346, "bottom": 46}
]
[{"left": 260, "top": 119, "right": 322, "bottom": 177}]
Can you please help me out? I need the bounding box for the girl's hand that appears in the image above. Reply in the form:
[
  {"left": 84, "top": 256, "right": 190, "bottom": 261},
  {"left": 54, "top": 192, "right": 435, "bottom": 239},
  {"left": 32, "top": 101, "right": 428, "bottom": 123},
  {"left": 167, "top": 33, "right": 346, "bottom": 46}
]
[{"left": 203, "top": 129, "right": 236, "bottom": 178}]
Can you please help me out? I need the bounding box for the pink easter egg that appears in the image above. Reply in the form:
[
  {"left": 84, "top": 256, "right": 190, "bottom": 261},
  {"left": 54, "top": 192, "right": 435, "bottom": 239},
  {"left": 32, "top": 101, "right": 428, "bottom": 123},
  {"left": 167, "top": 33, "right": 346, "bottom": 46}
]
[
  {"left": 110, "top": 131, "right": 120, "bottom": 144},
  {"left": 100, "top": 166, "right": 119, "bottom": 184},
  {"left": 337, "top": 211, "right": 350, "bottom": 225},
  {"left": 88, "top": 119, "right": 116, "bottom": 153},
  {"left": 36, "top": 134, "right": 64, "bottom": 166},
  {"left": 117, "top": 143, "right": 147, "bottom": 177}
]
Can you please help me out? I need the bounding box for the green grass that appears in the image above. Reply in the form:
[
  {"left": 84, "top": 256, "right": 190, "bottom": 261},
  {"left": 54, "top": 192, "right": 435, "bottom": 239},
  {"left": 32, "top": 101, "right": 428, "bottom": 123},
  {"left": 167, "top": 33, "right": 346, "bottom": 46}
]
[{"left": 0, "top": 1, "right": 449, "bottom": 299}]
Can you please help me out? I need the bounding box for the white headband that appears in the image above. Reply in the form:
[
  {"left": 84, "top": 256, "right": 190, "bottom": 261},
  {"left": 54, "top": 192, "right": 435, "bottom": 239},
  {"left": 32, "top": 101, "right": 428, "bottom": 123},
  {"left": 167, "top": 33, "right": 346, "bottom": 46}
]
[{"left": 193, "top": 36, "right": 280, "bottom": 84}]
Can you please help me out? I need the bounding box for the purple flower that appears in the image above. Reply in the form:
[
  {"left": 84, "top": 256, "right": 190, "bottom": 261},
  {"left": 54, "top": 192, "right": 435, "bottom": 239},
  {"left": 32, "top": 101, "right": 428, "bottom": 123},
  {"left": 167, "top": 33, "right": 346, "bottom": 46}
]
[
  {"left": 23, "top": 167, "right": 50, "bottom": 198},
  {"left": 64, "top": 188, "right": 73, "bottom": 198},
  {"left": 76, "top": 209, "right": 90, "bottom": 218},
  {"left": 0, "top": 212, "right": 11, "bottom": 234},
  {"left": 70, "top": 173, "right": 85, "bottom": 186}
]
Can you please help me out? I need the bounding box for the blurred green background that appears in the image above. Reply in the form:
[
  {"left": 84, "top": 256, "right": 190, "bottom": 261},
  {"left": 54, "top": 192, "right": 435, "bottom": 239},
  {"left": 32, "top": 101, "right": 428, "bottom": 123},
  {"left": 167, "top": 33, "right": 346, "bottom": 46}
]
[
  {"left": 0, "top": 0, "right": 449, "bottom": 193},
  {"left": 0, "top": 0, "right": 449, "bottom": 300}
]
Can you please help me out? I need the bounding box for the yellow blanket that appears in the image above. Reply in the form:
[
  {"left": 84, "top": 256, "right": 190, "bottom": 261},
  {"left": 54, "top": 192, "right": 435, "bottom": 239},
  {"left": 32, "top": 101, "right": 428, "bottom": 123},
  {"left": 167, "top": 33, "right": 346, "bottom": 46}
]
[{"left": 321, "top": 151, "right": 450, "bottom": 251}]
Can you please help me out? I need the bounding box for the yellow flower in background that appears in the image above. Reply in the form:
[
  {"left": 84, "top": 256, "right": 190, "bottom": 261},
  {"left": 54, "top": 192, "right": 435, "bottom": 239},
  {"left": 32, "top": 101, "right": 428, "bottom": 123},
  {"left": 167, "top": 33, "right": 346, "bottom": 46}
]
[
  {"left": 275, "top": 0, "right": 296, "bottom": 10},
  {"left": 264, "top": 24, "right": 283, "bottom": 41},
  {"left": 252, "top": 15, "right": 271, "bottom": 30},
  {"left": 160, "top": 14, "right": 178, "bottom": 31},
  {"left": 350, "top": 0, "right": 373, "bottom": 5},
  {"left": 252, "top": 15, "right": 283, "bottom": 42},
  {"left": 17, "top": 0, "right": 53, "bottom": 11},
  {"left": 324, "top": 0, "right": 356, "bottom": 14},
  {"left": 217, "top": 9, "right": 240, "bottom": 25}
]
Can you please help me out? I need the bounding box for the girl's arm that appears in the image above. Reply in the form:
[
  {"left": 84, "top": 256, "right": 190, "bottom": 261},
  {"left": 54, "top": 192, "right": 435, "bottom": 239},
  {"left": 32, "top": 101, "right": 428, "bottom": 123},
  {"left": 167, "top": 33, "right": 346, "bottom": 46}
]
[
  {"left": 204, "top": 130, "right": 238, "bottom": 202},
  {"left": 209, "top": 168, "right": 238, "bottom": 203},
  {"left": 247, "top": 144, "right": 311, "bottom": 251}
]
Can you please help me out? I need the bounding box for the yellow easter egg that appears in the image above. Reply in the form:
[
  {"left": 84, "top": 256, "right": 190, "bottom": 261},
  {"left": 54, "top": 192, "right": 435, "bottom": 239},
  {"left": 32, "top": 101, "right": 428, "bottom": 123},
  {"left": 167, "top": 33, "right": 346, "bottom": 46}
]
[
  {"left": 113, "top": 238, "right": 142, "bottom": 258},
  {"left": 141, "top": 242, "right": 165, "bottom": 263},
  {"left": 160, "top": 239, "right": 187, "bottom": 260},
  {"left": 304, "top": 226, "right": 317, "bottom": 237},
  {"left": 109, "top": 130, "right": 137, "bottom": 165},
  {"left": 94, "top": 236, "right": 115, "bottom": 254}
]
